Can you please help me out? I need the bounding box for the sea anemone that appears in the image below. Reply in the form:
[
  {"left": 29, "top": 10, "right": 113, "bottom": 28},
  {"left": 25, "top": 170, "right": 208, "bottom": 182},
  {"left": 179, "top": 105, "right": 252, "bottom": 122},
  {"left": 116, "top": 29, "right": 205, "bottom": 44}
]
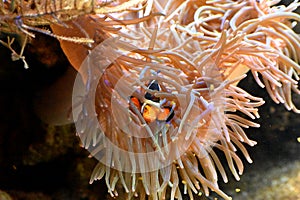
[
  {"left": 72, "top": 36, "right": 263, "bottom": 200},
  {"left": 51, "top": 0, "right": 300, "bottom": 199},
  {"left": 146, "top": 0, "right": 300, "bottom": 111}
]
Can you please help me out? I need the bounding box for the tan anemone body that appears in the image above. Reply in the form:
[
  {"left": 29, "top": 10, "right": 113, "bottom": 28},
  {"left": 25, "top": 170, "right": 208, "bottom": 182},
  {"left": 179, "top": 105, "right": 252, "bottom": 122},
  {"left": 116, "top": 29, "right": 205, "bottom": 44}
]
[
  {"left": 51, "top": 0, "right": 300, "bottom": 199},
  {"left": 74, "top": 37, "right": 262, "bottom": 200}
]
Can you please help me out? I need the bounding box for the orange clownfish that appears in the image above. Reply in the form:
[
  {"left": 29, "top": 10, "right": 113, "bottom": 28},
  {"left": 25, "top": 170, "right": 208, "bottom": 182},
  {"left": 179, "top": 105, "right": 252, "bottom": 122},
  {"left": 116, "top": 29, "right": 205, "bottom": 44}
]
[{"left": 130, "top": 80, "right": 174, "bottom": 123}]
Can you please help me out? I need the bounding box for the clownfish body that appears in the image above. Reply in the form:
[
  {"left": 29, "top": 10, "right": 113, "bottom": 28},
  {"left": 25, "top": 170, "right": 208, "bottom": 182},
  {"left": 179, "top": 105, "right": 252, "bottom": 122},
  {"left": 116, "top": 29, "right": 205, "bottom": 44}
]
[{"left": 142, "top": 104, "right": 173, "bottom": 123}]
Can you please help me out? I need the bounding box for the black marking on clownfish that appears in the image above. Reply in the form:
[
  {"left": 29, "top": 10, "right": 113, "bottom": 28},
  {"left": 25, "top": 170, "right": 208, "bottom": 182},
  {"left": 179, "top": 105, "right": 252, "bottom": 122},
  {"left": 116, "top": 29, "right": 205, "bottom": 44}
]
[{"left": 145, "top": 80, "right": 161, "bottom": 102}]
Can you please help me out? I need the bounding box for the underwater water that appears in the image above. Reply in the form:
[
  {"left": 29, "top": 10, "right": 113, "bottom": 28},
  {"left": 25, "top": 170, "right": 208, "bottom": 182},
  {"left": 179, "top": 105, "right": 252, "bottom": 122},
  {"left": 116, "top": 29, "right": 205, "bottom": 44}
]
[{"left": 213, "top": 76, "right": 300, "bottom": 200}]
